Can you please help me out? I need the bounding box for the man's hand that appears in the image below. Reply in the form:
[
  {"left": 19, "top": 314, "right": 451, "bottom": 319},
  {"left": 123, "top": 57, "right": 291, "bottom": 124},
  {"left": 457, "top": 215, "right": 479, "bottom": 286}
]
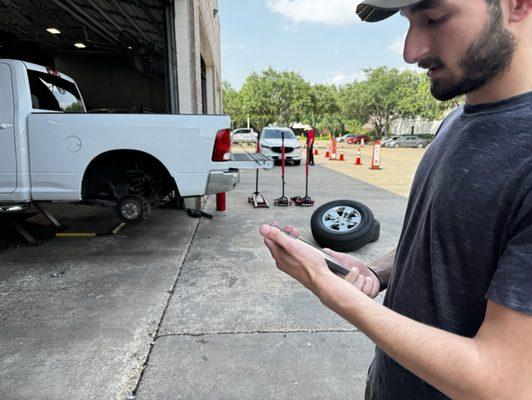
[
  {"left": 259, "top": 223, "right": 380, "bottom": 298},
  {"left": 259, "top": 223, "right": 331, "bottom": 293},
  {"left": 323, "top": 249, "right": 381, "bottom": 298}
]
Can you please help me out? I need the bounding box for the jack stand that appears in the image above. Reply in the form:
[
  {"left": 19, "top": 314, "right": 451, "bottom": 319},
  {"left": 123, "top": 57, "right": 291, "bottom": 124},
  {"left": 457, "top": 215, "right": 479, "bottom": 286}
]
[
  {"left": 248, "top": 167, "right": 269, "bottom": 208},
  {"left": 274, "top": 196, "right": 292, "bottom": 207},
  {"left": 248, "top": 137, "right": 269, "bottom": 208},
  {"left": 274, "top": 131, "right": 292, "bottom": 207},
  {"left": 292, "top": 145, "right": 315, "bottom": 207}
]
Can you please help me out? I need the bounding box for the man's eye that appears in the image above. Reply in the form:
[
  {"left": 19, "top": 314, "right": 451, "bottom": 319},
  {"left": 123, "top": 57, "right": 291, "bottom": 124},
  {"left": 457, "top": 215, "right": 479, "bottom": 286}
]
[{"left": 426, "top": 13, "right": 447, "bottom": 25}]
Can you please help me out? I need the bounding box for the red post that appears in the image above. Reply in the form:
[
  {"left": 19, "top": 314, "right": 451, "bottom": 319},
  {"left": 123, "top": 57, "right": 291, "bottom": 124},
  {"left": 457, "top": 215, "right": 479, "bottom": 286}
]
[{"left": 216, "top": 192, "right": 226, "bottom": 211}]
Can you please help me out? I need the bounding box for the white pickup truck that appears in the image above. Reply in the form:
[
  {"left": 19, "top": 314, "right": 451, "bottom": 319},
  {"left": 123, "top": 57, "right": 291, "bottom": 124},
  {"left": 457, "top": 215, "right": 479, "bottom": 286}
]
[{"left": 0, "top": 59, "right": 271, "bottom": 223}]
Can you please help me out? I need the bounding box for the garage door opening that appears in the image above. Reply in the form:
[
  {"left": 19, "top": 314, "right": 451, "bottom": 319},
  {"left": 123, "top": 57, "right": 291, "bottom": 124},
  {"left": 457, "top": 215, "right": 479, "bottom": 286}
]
[{"left": 0, "top": 0, "right": 178, "bottom": 113}]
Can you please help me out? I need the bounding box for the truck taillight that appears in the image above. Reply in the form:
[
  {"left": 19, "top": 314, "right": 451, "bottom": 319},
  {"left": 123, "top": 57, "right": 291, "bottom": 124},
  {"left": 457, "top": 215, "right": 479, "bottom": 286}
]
[{"left": 212, "top": 129, "right": 232, "bottom": 161}]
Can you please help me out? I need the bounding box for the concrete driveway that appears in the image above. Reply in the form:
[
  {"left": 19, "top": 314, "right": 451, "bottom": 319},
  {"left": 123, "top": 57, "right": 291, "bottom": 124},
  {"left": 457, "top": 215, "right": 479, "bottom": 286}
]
[{"left": 0, "top": 163, "right": 407, "bottom": 399}]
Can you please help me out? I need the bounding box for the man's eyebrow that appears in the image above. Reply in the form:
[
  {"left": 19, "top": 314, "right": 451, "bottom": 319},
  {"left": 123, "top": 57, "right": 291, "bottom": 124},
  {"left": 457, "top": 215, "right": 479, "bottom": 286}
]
[{"left": 404, "top": 0, "right": 440, "bottom": 14}]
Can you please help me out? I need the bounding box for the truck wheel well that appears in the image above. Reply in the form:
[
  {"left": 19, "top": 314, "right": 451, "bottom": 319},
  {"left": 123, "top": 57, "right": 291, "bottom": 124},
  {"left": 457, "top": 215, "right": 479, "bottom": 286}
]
[{"left": 81, "top": 150, "right": 177, "bottom": 201}]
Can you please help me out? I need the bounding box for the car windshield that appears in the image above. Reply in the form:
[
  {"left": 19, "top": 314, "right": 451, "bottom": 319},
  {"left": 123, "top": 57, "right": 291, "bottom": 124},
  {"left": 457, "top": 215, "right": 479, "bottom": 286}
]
[{"left": 262, "top": 130, "right": 295, "bottom": 139}]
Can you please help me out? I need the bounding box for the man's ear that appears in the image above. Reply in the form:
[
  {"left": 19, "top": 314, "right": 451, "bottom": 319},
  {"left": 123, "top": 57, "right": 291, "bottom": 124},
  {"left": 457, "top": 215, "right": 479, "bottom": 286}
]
[{"left": 507, "top": 0, "right": 532, "bottom": 22}]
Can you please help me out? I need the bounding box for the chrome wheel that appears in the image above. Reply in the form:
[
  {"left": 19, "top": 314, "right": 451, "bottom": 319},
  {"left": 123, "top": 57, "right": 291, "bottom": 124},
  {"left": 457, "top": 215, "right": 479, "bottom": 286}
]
[{"left": 321, "top": 206, "right": 362, "bottom": 233}]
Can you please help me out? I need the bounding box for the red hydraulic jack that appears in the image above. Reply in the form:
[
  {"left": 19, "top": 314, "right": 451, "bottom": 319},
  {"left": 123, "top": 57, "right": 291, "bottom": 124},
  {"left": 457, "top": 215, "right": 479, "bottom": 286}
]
[
  {"left": 274, "top": 131, "right": 292, "bottom": 207},
  {"left": 248, "top": 139, "right": 269, "bottom": 208},
  {"left": 292, "top": 143, "right": 315, "bottom": 207}
]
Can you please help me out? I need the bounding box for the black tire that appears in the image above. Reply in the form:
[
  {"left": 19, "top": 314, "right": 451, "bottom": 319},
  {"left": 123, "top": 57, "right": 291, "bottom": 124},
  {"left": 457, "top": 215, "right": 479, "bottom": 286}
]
[
  {"left": 369, "top": 219, "right": 380, "bottom": 243},
  {"left": 116, "top": 196, "right": 148, "bottom": 224},
  {"left": 293, "top": 160, "right": 302, "bottom": 166},
  {"left": 310, "top": 200, "right": 376, "bottom": 251}
]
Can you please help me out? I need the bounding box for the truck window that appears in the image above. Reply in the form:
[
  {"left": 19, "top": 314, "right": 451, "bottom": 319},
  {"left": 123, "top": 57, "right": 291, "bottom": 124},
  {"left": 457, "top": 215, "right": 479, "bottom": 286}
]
[{"left": 27, "top": 70, "right": 84, "bottom": 112}]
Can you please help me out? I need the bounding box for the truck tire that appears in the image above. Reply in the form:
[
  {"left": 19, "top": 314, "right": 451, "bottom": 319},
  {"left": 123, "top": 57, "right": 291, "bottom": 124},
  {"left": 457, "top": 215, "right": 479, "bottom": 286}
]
[
  {"left": 310, "top": 200, "right": 376, "bottom": 251},
  {"left": 369, "top": 219, "right": 380, "bottom": 243},
  {"left": 116, "top": 196, "right": 149, "bottom": 224}
]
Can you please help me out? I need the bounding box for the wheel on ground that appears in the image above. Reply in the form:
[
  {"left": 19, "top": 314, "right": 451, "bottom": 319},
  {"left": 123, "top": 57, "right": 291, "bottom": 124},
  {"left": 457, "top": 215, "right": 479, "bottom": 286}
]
[
  {"left": 394, "top": 143, "right": 400, "bottom": 148},
  {"left": 116, "top": 196, "right": 147, "bottom": 224},
  {"left": 293, "top": 160, "right": 302, "bottom": 166},
  {"left": 310, "top": 200, "right": 376, "bottom": 252}
]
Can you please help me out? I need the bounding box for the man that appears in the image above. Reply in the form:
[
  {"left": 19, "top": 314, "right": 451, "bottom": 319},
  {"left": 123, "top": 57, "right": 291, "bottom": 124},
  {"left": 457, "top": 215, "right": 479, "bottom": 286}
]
[{"left": 259, "top": 0, "right": 532, "bottom": 399}]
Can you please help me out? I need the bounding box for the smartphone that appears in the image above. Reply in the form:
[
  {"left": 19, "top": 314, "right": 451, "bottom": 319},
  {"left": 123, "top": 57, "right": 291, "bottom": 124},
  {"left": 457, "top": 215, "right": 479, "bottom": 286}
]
[{"left": 271, "top": 225, "right": 351, "bottom": 277}]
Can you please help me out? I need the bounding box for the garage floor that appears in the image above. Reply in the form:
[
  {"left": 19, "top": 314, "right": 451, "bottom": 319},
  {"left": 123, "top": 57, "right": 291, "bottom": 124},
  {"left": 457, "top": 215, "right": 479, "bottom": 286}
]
[{"left": 0, "top": 164, "right": 407, "bottom": 400}]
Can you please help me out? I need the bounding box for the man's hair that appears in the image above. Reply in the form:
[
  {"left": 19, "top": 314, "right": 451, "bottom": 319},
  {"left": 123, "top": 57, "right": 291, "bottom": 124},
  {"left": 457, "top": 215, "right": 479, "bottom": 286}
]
[
  {"left": 485, "top": 0, "right": 503, "bottom": 23},
  {"left": 485, "top": 0, "right": 501, "bottom": 11}
]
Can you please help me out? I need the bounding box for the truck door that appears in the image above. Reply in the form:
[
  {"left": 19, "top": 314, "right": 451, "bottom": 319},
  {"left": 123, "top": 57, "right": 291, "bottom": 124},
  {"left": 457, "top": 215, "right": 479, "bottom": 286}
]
[{"left": 0, "top": 62, "right": 16, "bottom": 194}]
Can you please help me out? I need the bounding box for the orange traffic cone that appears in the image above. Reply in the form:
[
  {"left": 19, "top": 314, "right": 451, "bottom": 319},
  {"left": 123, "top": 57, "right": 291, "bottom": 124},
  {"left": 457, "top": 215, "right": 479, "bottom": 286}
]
[
  {"left": 355, "top": 148, "right": 362, "bottom": 165},
  {"left": 313, "top": 148, "right": 319, "bottom": 156},
  {"left": 325, "top": 147, "right": 330, "bottom": 158},
  {"left": 339, "top": 146, "right": 345, "bottom": 161}
]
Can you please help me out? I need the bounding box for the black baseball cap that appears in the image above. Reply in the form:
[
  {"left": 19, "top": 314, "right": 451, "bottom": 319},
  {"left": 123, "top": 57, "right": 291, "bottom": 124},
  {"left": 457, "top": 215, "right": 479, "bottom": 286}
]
[{"left": 356, "top": 0, "right": 424, "bottom": 22}]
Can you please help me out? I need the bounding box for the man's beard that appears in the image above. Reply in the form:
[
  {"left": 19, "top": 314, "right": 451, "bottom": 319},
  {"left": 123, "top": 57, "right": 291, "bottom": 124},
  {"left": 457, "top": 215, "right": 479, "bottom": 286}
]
[{"left": 422, "top": 7, "right": 516, "bottom": 101}]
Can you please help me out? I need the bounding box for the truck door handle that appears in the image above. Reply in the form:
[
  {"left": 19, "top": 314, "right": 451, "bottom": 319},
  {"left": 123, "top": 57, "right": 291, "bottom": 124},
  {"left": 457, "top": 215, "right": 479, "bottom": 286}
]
[{"left": 0, "top": 123, "right": 12, "bottom": 129}]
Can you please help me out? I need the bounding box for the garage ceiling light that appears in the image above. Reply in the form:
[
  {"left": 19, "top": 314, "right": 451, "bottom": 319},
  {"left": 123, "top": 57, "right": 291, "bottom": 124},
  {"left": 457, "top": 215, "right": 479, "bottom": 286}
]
[
  {"left": 74, "top": 42, "right": 86, "bottom": 49},
  {"left": 47, "top": 28, "right": 61, "bottom": 35}
]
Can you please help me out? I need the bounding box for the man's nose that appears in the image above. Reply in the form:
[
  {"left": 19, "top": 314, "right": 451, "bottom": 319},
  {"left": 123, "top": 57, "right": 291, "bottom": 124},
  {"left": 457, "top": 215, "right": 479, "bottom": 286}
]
[{"left": 403, "top": 27, "right": 431, "bottom": 64}]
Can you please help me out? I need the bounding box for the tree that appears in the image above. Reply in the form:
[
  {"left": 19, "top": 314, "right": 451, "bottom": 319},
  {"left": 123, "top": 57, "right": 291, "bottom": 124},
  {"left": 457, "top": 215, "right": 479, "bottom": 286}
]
[
  {"left": 239, "top": 68, "right": 313, "bottom": 130},
  {"left": 222, "top": 81, "right": 246, "bottom": 128}
]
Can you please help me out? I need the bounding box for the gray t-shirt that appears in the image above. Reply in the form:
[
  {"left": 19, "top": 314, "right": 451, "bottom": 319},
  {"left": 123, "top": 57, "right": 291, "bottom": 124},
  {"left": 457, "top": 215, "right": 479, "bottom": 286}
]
[{"left": 369, "top": 91, "right": 532, "bottom": 399}]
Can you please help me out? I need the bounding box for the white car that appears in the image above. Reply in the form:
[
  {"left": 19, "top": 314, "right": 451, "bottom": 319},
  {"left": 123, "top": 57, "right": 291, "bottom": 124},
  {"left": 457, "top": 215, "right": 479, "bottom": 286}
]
[
  {"left": 259, "top": 127, "right": 302, "bottom": 165},
  {"left": 231, "top": 128, "right": 258, "bottom": 144}
]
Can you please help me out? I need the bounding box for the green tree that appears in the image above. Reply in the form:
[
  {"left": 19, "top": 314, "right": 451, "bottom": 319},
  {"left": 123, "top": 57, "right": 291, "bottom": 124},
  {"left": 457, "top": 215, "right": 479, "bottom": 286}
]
[
  {"left": 239, "top": 68, "right": 313, "bottom": 130},
  {"left": 338, "top": 67, "right": 412, "bottom": 136},
  {"left": 222, "top": 81, "right": 246, "bottom": 128}
]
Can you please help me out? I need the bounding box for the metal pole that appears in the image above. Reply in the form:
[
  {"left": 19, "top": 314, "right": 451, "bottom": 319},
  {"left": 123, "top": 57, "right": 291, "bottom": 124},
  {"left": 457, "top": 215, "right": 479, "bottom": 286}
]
[{"left": 281, "top": 131, "right": 285, "bottom": 198}]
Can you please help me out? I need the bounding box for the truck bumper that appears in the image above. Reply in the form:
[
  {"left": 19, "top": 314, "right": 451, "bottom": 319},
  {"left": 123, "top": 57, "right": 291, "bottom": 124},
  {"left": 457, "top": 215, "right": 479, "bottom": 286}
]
[{"left": 205, "top": 170, "right": 240, "bottom": 195}]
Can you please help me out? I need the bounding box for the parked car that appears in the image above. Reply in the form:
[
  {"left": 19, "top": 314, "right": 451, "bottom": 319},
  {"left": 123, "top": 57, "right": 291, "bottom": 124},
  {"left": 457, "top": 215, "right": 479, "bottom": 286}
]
[
  {"left": 388, "top": 135, "right": 430, "bottom": 148},
  {"left": 336, "top": 133, "right": 357, "bottom": 142},
  {"left": 0, "top": 59, "right": 272, "bottom": 223},
  {"left": 259, "top": 127, "right": 302, "bottom": 165},
  {"left": 231, "top": 128, "right": 258, "bottom": 144},
  {"left": 346, "top": 134, "right": 370, "bottom": 145},
  {"left": 381, "top": 136, "right": 401, "bottom": 147}
]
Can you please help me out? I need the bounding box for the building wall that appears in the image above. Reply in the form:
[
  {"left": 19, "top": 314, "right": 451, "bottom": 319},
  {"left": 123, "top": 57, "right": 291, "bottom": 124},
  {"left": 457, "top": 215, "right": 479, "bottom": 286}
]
[{"left": 174, "top": 0, "right": 221, "bottom": 115}]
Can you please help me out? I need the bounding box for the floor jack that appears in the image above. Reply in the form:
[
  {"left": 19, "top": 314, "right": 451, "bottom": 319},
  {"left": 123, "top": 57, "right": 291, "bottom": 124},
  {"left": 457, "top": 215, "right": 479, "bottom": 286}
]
[
  {"left": 274, "top": 131, "right": 292, "bottom": 207},
  {"left": 248, "top": 141, "right": 269, "bottom": 208},
  {"left": 292, "top": 146, "right": 315, "bottom": 207}
]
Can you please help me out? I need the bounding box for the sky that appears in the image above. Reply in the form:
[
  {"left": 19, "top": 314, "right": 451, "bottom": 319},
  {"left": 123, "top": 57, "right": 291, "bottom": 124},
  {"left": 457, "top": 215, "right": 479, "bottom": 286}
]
[{"left": 219, "top": 0, "right": 419, "bottom": 89}]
